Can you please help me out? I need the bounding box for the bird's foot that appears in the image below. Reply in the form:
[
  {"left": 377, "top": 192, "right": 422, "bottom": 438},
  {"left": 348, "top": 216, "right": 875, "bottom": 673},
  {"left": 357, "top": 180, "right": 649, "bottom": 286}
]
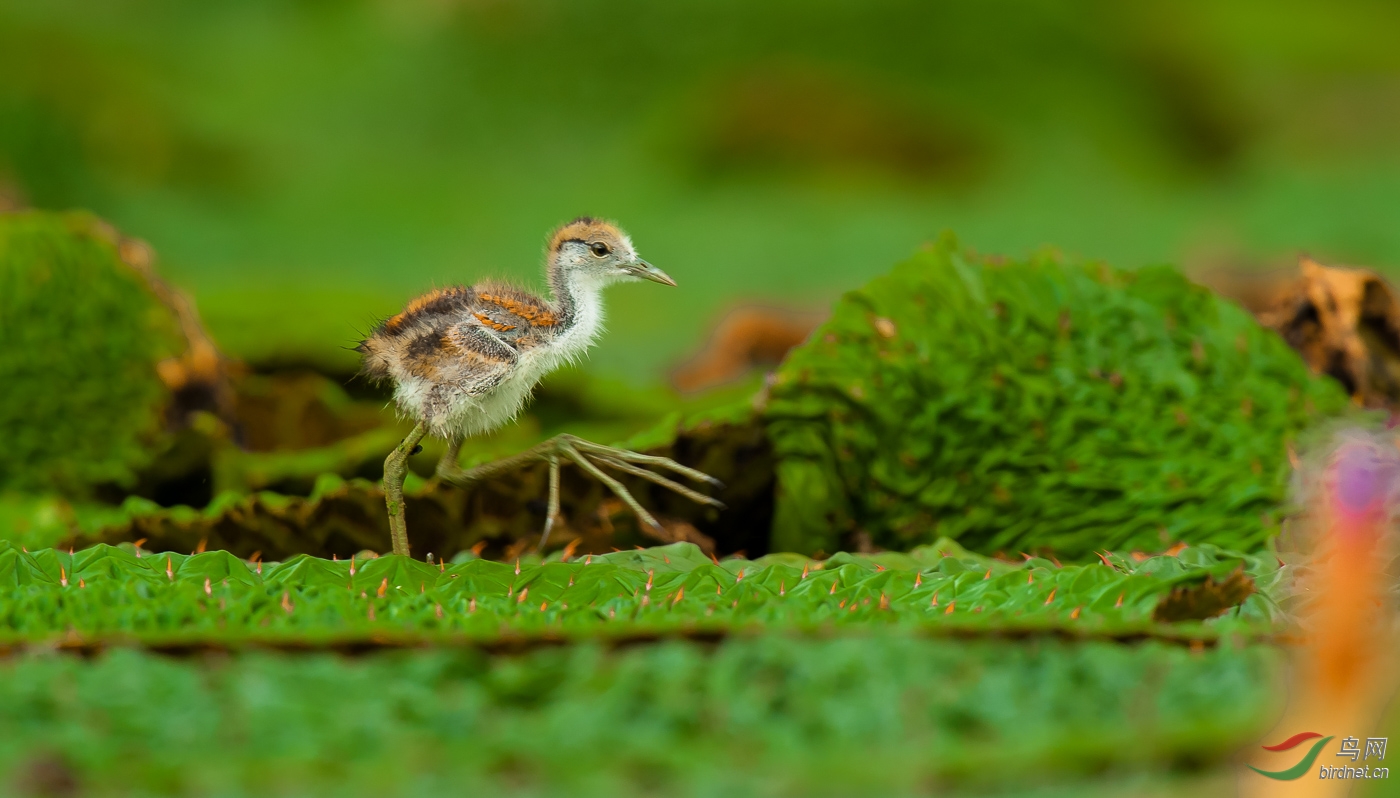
[{"left": 436, "top": 433, "right": 724, "bottom": 552}]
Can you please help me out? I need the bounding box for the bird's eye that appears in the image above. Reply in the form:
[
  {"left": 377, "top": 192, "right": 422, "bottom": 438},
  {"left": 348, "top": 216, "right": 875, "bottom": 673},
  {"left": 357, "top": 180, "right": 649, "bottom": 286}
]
[{"left": 590, "top": 242, "right": 610, "bottom": 257}]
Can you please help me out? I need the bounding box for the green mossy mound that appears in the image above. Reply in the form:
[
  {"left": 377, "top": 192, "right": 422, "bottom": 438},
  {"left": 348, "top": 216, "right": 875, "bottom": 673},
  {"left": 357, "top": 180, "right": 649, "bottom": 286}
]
[
  {"left": 765, "top": 236, "right": 1354, "bottom": 558},
  {"left": 0, "top": 211, "right": 183, "bottom": 494}
]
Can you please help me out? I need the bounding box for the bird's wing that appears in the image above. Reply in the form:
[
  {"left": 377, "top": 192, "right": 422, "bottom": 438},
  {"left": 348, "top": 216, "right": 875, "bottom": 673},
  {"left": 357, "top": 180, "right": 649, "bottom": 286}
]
[
  {"left": 438, "top": 321, "right": 520, "bottom": 397},
  {"left": 474, "top": 288, "right": 561, "bottom": 337},
  {"left": 443, "top": 322, "right": 519, "bottom": 365}
]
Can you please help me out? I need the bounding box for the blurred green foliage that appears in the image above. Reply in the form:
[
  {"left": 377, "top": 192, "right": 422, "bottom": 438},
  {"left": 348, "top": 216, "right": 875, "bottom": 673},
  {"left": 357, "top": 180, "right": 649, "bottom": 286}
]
[
  {"left": 766, "top": 236, "right": 1356, "bottom": 557},
  {"left": 3, "top": 0, "right": 1400, "bottom": 377},
  {"left": 0, "top": 638, "right": 1279, "bottom": 797},
  {"left": 0, "top": 210, "right": 182, "bottom": 494}
]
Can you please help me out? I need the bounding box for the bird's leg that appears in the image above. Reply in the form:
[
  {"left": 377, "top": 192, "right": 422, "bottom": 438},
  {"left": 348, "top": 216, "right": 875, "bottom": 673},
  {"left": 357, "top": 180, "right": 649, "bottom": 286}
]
[
  {"left": 435, "top": 433, "right": 723, "bottom": 550},
  {"left": 436, "top": 438, "right": 559, "bottom": 550},
  {"left": 384, "top": 422, "right": 428, "bottom": 557},
  {"left": 438, "top": 437, "right": 463, "bottom": 477},
  {"left": 540, "top": 454, "right": 560, "bottom": 553}
]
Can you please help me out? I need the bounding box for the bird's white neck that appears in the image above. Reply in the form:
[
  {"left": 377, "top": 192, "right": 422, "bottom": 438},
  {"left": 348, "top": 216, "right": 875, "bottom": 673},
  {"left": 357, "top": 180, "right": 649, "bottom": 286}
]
[{"left": 546, "top": 258, "right": 608, "bottom": 360}]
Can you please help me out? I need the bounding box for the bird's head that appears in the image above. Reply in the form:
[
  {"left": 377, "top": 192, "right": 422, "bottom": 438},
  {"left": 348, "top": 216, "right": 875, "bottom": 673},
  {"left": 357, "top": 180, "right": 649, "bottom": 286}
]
[{"left": 547, "top": 217, "right": 675, "bottom": 287}]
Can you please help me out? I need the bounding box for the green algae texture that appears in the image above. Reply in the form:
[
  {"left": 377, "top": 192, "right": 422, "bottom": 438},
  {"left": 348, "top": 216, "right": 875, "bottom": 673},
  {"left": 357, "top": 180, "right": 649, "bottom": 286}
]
[
  {"left": 764, "top": 236, "right": 1353, "bottom": 558},
  {"left": 0, "top": 211, "right": 183, "bottom": 494}
]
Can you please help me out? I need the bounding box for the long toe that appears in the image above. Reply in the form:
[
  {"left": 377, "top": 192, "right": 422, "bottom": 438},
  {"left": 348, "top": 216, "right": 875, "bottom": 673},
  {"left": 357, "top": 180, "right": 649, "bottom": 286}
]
[
  {"left": 593, "top": 454, "right": 726, "bottom": 509},
  {"left": 570, "top": 440, "right": 725, "bottom": 488},
  {"left": 557, "top": 444, "right": 664, "bottom": 532}
]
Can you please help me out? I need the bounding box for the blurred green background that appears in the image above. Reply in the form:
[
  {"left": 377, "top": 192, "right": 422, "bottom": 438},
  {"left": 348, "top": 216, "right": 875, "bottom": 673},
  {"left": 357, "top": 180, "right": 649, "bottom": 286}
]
[
  {"left": 3, "top": 0, "right": 1400, "bottom": 380},
  {"left": 7, "top": 6, "right": 1400, "bottom": 794}
]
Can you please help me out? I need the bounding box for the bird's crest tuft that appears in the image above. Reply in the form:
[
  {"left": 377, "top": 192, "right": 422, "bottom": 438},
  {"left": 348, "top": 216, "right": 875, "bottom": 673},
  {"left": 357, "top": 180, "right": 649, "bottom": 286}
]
[{"left": 547, "top": 217, "right": 626, "bottom": 253}]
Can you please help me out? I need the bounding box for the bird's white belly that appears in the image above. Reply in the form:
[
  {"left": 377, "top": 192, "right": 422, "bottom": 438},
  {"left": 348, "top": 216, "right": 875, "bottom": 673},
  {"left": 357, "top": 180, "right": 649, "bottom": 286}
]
[
  {"left": 439, "top": 345, "right": 578, "bottom": 437},
  {"left": 464, "top": 375, "right": 537, "bottom": 433}
]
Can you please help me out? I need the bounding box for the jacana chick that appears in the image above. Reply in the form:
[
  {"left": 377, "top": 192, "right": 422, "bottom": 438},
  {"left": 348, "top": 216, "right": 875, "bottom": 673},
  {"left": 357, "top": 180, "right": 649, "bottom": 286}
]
[{"left": 358, "top": 217, "right": 722, "bottom": 557}]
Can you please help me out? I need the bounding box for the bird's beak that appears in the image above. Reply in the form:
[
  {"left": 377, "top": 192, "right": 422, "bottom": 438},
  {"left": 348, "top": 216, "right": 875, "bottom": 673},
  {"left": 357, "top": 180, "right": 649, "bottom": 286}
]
[{"left": 629, "top": 259, "right": 676, "bottom": 286}]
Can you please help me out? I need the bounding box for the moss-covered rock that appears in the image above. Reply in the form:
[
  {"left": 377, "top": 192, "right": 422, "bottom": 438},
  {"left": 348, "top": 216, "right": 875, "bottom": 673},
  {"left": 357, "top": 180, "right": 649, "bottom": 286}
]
[
  {"left": 0, "top": 210, "right": 185, "bottom": 494},
  {"left": 764, "top": 235, "right": 1355, "bottom": 558}
]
